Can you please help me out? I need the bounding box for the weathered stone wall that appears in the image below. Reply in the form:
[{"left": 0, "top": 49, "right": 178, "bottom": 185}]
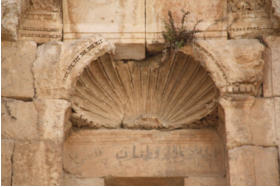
[{"left": 1, "top": 0, "right": 280, "bottom": 186}]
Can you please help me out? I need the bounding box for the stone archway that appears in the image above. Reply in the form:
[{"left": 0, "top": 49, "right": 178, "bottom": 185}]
[
  {"left": 31, "top": 36, "right": 273, "bottom": 186},
  {"left": 55, "top": 37, "right": 228, "bottom": 185}
]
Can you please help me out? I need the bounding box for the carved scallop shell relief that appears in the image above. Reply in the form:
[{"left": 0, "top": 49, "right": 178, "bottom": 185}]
[{"left": 71, "top": 51, "right": 219, "bottom": 129}]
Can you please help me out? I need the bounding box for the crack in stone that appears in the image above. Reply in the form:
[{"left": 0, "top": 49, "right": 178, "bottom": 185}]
[
  {"left": 3, "top": 100, "right": 17, "bottom": 120},
  {"left": 10, "top": 141, "right": 15, "bottom": 186}
]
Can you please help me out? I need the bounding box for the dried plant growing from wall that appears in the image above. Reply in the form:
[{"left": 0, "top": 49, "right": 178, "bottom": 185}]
[
  {"left": 161, "top": 10, "right": 201, "bottom": 63},
  {"left": 162, "top": 10, "right": 201, "bottom": 50}
]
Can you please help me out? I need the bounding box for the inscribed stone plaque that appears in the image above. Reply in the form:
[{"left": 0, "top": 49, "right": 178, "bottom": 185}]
[{"left": 63, "top": 129, "right": 225, "bottom": 177}]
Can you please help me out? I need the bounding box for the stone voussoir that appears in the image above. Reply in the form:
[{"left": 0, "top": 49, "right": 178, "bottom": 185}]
[{"left": 33, "top": 36, "right": 114, "bottom": 99}]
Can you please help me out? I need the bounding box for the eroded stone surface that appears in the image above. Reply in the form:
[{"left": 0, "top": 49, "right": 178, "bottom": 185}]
[
  {"left": 2, "top": 41, "right": 37, "bottom": 99},
  {"left": 34, "top": 99, "right": 71, "bottom": 143},
  {"left": 219, "top": 97, "right": 277, "bottom": 148},
  {"left": 64, "top": 129, "right": 225, "bottom": 178},
  {"left": 228, "top": 146, "right": 279, "bottom": 185},
  {"left": 33, "top": 36, "right": 114, "bottom": 99},
  {"left": 18, "top": 0, "right": 63, "bottom": 43},
  {"left": 1, "top": 140, "right": 14, "bottom": 186},
  {"left": 146, "top": 0, "right": 227, "bottom": 45},
  {"left": 13, "top": 141, "right": 63, "bottom": 186},
  {"left": 64, "top": 174, "right": 104, "bottom": 186},
  {"left": 263, "top": 36, "right": 280, "bottom": 97},
  {"left": 227, "top": 0, "right": 277, "bottom": 39},
  {"left": 184, "top": 176, "right": 226, "bottom": 186},
  {"left": 1, "top": 0, "right": 19, "bottom": 41},
  {"left": 2, "top": 98, "right": 39, "bottom": 140},
  {"left": 181, "top": 39, "right": 265, "bottom": 95}
]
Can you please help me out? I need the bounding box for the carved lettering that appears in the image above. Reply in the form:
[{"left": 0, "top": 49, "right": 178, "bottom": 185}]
[{"left": 63, "top": 39, "right": 103, "bottom": 80}]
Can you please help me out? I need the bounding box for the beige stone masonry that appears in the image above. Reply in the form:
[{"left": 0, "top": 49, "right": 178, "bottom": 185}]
[
  {"left": 63, "top": 0, "right": 145, "bottom": 60},
  {"left": 63, "top": 174, "right": 104, "bottom": 186},
  {"left": 228, "top": 145, "right": 279, "bottom": 185},
  {"left": 2, "top": 98, "right": 71, "bottom": 142},
  {"left": 64, "top": 129, "right": 225, "bottom": 178},
  {"left": 219, "top": 97, "right": 278, "bottom": 149},
  {"left": 34, "top": 99, "right": 71, "bottom": 143},
  {"left": 33, "top": 36, "right": 114, "bottom": 99},
  {"left": 1, "top": 140, "right": 14, "bottom": 186},
  {"left": 2, "top": 0, "right": 19, "bottom": 41},
  {"left": 227, "top": 0, "right": 278, "bottom": 39},
  {"left": 18, "top": 0, "right": 63, "bottom": 43},
  {"left": 2, "top": 98, "right": 39, "bottom": 140},
  {"left": 12, "top": 141, "right": 63, "bottom": 186},
  {"left": 2, "top": 41, "right": 37, "bottom": 99},
  {"left": 263, "top": 36, "right": 280, "bottom": 97},
  {"left": 63, "top": 0, "right": 145, "bottom": 44},
  {"left": 1, "top": 98, "right": 71, "bottom": 186}
]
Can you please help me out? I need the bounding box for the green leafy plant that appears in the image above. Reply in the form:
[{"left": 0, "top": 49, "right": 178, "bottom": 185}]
[{"left": 162, "top": 10, "right": 202, "bottom": 50}]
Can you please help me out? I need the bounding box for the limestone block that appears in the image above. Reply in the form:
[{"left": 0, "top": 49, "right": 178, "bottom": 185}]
[
  {"left": 34, "top": 99, "right": 71, "bottom": 143},
  {"left": 33, "top": 36, "right": 114, "bottom": 99},
  {"left": 1, "top": 140, "right": 14, "bottom": 186},
  {"left": 2, "top": 41, "right": 36, "bottom": 99},
  {"left": 64, "top": 129, "right": 225, "bottom": 178},
  {"left": 219, "top": 97, "right": 277, "bottom": 148},
  {"left": 184, "top": 176, "right": 226, "bottom": 186},
  {"left": 228, "top": 146, "right": 279, "bottom": 186},
  {"left": 227, "top": 0, "right": 276, "bottom": 39},
  {"left": 1, "top": 98, "right": 39, "bottom": 140},
  {"left": 181, "top": 39, "right": 265, "bottom": 95},
  {"left": 63, "top": 0, "right": 145, "bottom": 59},
  {"left": 113, "top": 43, "right": 145, "bottom": 60},
  {"left": 18, "top": 0, "right": 62, "bottom": 43},
  {"left": 146, "top": 0, "right": 227, "bottom": 45},
  {"left": 263, "top": 36, "right": 280, "bottom": 97},
  {"left": 64, "top": 174, "right": 104, "bottom": 186},
  {"left": 13, "top": 141, "right": 63, "bottom": 186}
]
